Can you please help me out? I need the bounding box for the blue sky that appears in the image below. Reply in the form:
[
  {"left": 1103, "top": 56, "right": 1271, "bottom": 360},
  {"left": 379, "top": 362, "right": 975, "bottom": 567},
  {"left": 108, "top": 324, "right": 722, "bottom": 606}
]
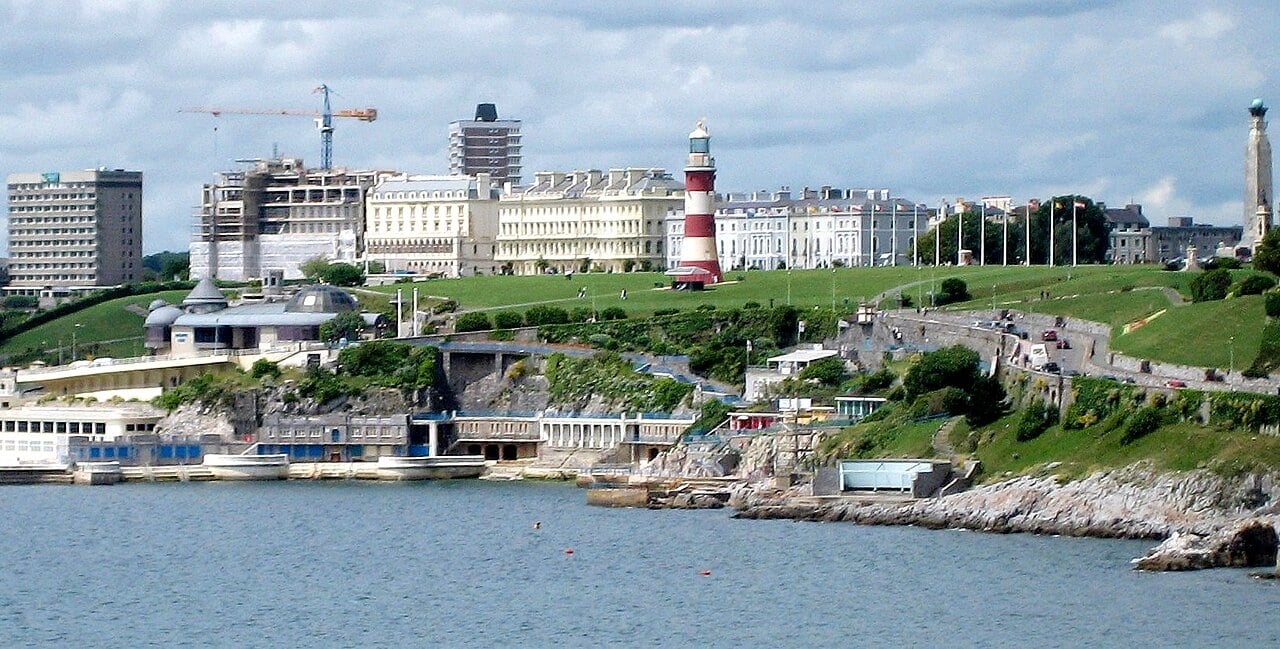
[{"left": 1, "top": 0, "right": 1276, "bottom": 253}]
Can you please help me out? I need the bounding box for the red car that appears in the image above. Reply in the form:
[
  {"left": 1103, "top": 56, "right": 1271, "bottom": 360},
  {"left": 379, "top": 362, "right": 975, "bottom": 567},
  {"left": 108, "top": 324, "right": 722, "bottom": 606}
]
[
  {"left": 1166, "top": 379, "right": 1187, "bottom": 388},
  {"left": 1055, "top": 338, "right": 1071, "bottom": 349},
  {"left": 1041, "top": 330, "right": 1058, "bottom": 341}
]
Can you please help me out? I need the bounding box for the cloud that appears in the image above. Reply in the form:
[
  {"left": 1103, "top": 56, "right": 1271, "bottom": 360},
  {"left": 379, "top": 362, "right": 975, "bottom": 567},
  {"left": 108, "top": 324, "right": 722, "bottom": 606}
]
[{"left": 0, "top": 0, "right": 1276, "bottom": 254}]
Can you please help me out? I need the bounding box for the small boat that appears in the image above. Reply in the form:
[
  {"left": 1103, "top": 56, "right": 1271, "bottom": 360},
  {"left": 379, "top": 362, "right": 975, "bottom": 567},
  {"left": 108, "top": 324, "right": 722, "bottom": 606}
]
[
  {"left": 375, "top": 455, "right": 486, "bottom": 481},
  {"left": 202, "top": 453, "right": 289, "bottom": 481}
]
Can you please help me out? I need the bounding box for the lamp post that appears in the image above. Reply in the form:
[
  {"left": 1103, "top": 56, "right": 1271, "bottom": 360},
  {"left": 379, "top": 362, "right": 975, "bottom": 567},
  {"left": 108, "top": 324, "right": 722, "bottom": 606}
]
[
  {"left": 1229, "top": 336, "right": 1235, "bottom": 375},
  {"left": 72, "top": 324, "right": 82, "bottom": 360},
  {"left": 992, "top": 284, "right": 998, "bottom": 312}
]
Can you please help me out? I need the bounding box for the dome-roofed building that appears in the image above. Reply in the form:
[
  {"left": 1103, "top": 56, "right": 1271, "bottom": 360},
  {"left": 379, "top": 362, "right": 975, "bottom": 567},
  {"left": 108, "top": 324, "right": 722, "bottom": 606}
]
[
  {"left": 181, "top": 277, "right": 230, "bottom": 314},
  {"left": 285, "top": 285, "right": 359, "bottom": 313},
  {"left": 144, "top": 301, "right": 186, "bottom": 353},
  {"left": 156, "top": 284, "right": 386, "bottom": 357}
]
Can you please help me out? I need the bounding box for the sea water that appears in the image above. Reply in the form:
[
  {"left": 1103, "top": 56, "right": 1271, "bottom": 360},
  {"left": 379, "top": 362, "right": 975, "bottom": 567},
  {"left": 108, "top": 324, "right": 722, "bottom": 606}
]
[{"left": 1, "top": 480, "right": 1277, "bottom": 648}]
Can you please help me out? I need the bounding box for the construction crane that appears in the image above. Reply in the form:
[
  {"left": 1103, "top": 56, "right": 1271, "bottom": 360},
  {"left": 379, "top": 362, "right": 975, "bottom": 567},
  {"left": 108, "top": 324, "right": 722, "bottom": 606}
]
[{"left": 180, "top": 84, "right": 376, "bottom": 169}]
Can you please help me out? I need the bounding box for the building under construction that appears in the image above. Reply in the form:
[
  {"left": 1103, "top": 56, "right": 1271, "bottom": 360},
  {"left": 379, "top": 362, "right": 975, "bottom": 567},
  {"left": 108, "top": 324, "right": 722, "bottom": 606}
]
[{"left": 189, "top": 157, "right": 387, "bottom": 282}]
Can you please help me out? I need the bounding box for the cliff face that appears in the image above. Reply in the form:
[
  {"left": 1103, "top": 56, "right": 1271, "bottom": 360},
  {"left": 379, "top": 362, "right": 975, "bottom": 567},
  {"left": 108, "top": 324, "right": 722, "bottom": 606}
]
[{"left": 155, "top": 384, "right": 413, "bottom": 438}]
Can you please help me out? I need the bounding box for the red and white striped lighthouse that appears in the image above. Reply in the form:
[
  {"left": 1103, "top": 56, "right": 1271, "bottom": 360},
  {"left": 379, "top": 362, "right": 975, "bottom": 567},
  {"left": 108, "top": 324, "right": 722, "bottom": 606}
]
[{"left": 678, "top": 119, "right": 723, "bottom": 283}]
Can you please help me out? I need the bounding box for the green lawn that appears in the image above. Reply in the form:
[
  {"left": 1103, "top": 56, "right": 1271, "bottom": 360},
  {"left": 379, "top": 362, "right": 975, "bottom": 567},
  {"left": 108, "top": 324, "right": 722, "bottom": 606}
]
[
  {"left": 1112, "top": 295, "right": 1264, "bottom": 370},
  {"left": 962, "top": 415, "right": 1280, "bottom": 480},
  {"left": 0, "top": 290, "right": 190, "bottom": 364}
]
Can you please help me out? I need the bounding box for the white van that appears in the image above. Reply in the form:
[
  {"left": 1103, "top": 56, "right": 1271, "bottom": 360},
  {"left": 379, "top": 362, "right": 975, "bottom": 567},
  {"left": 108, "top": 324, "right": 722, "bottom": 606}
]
[{"left": 1028, "top": 344, "right": 1050, "bottom": 371}]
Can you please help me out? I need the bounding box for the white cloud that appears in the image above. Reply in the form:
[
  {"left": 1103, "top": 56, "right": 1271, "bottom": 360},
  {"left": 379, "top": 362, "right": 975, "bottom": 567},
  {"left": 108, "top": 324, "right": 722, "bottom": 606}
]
[{"left": 0, "top": 0, "right": 1277, "bottom": 253}]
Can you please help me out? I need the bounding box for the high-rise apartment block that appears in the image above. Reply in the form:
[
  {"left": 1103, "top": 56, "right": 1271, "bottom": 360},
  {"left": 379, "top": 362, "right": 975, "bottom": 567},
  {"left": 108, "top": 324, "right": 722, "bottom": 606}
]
[
  {"left": 448, "top": 103, "right": 522, "bottom": 187},
  {"left": 5, "top": 169, "right": 143, "bottom": 294},
  {"left": 189, "top": 157, "right": 384, "bottom": 281}
]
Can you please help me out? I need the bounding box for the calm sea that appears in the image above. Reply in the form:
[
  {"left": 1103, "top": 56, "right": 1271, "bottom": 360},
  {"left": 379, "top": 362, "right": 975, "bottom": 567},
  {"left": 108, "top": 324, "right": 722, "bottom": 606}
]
[{"left": 1, "top": 480, "right": 1277, "bottom": 648}]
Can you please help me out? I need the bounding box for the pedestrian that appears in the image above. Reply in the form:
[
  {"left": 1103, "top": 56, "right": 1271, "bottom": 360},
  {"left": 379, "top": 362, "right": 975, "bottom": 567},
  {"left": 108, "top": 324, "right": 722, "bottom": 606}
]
[{"left": 620, "top": 289, "right": 627, "bottom": 300}]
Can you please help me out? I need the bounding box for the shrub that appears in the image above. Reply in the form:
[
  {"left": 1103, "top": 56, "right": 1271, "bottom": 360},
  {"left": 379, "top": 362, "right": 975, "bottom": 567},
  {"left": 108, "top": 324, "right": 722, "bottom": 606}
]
[
  {"left": 455, "top": 312, "right": 492, "bottom": 332},
  {"left": 858, "top": 368, "right": 896, "bottom": 394},
  {"left": 1215, "top": 256, "right": 1243, "bottom": 270},
  {"left": 493, "top": 310, "right": 524, "bottom": 329},
  {"left": 249, "top": 358, "right": 281, "bottom": 380},
  {"left": 1266, "top": 291, "right": 1280, "bottom": 318},
  {"left": 1016, "top": 401, "right": 1056, "bottom": 442},
  {"left": 2, "top": 295, "right": 37, "bottom": 309},
  {"left": 598, "top": 307, "right": 627, "bottom": 321},
  {"left": 1237, "top": 274, "right": 1277, "bottom": 296},
  {"left": 1189, "top": 268, "right": 1231, "bottom": 302},
  {"left": 653, "top": 308, "right": 681, "bottom": 317},
  {"left": 743, "top": 301, "right": 761, "bottom": 310},
  {"left": 1120, "top": 407, "right": 1163, "bottom": 445},
  {"left": 525, "top": 305, "right": 570, "bottom": 326},
  {"left": 935, "top": 278, "right": 970, "bottom": 306}
]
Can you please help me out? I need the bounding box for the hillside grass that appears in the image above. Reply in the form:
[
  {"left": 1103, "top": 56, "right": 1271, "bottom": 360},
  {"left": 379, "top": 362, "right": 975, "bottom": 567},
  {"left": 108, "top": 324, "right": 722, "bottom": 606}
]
[
  {"left": 0, "top": 290, "right": 189, "bottom": 364},
  {"left": 1111, "top": 295, "right": 1264, "bottom": 370},
  {"left": 955, "top": 415, "right": 1280, "bottom": 480}
]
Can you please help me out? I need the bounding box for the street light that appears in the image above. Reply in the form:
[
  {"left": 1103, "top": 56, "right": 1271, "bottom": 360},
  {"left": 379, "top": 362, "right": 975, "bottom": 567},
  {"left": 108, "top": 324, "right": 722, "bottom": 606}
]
[
  {"left": 1229, "top": 336, "right": 1235, "bottom": 375},
  {"left": 72, "top": 323, "right": 83, "bottom": 360}
]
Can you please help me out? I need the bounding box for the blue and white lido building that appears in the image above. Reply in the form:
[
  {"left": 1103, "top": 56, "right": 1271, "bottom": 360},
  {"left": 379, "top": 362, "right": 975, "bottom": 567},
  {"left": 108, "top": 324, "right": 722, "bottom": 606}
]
[{"left": 0, "top": 403, "right": 165, "bottom": 465}]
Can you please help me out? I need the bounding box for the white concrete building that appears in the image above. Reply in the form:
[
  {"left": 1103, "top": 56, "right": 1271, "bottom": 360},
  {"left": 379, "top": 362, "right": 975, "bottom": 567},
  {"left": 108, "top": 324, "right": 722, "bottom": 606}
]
[
  {"left": 190, "top": 157, "right": 387, "bottom": 281},
  {"left": 496, "top": 168, "right": 681, "bottom": 275},
  {"left": 365, "top": 173, "right": 500, "bottom": 277},
  {"left": 666, "top": 187, "right": 932, "bottom": 271}
]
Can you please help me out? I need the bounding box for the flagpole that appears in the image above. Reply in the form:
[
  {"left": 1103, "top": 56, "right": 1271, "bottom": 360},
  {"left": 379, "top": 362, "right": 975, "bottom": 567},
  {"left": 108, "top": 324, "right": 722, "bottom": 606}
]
[
  {"left": 979, "top": 203, "right": 986, "bottom": 266},
  {"left": 912, "top": 203, "right": 919, "bottom": 266},
  {"left": 1025, "top": 201, "right": 1032, "bottom": 265},
  {"left": 935, "top": 200, "right": 942, "bottom": 266},
  {"left": 957, "top": 203, "right": 964, "bottom": 265},
  {"left": 1072, "top": 199, "right": 1079, "bottom": 267},
  {"left": 1002, "top": 204, "right": 1008, "bottom": 266},
  {"left": 1049, "top": 199, "right": 1056, "bottom": 268},
  {"left": 891, "top": 201, "right": 898, "bottom": 267}
]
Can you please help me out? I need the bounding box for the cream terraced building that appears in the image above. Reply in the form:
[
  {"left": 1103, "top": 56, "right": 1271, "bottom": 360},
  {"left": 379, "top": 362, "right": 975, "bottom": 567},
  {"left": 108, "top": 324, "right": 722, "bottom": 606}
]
[
  {"left": 495, "top": 168, "right": 681, "bottom": 275},
  {"left": 365, "top": 173, "right": 500, "bottom": 277}
]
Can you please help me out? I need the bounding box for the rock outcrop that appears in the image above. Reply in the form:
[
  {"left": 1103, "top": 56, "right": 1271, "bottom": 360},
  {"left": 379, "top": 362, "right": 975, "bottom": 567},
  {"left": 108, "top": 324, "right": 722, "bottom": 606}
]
[
  {"left": 732, "top": 462, "right": 1280, "bottom": 570},
  {"left": 1132, "top": 519, "right": 1279, "bottom": 571}
]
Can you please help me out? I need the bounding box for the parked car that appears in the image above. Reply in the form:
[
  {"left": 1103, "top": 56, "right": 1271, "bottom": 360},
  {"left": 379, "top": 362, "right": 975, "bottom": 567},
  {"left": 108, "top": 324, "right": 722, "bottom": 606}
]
[
  {"left": 1055, "top": 338, "right": 1071, "bottom": 349},
  {"left": 1041, "top": 329, "right": 1058, "bottom": 341},
  {"left": 1166, "top": 379, "right": 1187, "bottom": 388},
  {"left": 1042, "top": 362, "right": 1061, "bottom": 374}
]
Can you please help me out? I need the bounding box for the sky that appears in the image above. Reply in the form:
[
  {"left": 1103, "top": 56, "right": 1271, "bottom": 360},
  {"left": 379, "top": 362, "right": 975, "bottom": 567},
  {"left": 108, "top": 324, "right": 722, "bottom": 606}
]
[{"left": 1, "top": 0, "right": 1277, "bottom": 254}]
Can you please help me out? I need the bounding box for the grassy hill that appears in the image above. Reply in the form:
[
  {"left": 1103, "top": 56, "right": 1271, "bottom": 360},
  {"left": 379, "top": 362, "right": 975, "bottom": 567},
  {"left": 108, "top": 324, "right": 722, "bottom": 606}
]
[{"left": 1, "top": 264, "right": 1263, "bottom": 371}]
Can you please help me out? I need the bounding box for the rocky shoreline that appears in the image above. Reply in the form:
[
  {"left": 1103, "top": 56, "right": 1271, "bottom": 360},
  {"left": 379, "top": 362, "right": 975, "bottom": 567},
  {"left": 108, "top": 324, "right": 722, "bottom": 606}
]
[{"left": 720, "top": 463, "right": 1280, "bottom": 572}]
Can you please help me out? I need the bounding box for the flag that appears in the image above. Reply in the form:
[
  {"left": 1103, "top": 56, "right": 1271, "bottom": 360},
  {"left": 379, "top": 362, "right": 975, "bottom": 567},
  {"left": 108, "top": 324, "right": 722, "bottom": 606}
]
[
  {"left": 1073, "top": 200, "right": 1086, "bottom": 209},
  {"left": 746, "top": 340, "right": 753, "bottom": 352}
]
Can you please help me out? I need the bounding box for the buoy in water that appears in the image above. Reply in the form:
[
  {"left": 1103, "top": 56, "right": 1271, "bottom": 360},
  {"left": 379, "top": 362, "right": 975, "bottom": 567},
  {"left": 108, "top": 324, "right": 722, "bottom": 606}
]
[
  {"left": 533, "top": 521, "right": 541, "bottom": 530},
  {"left": 564, "top": 548, "right": 575, "bottom": 555},
  {"left": 700, "top": 569, "right": 711, "bottom": 576}
]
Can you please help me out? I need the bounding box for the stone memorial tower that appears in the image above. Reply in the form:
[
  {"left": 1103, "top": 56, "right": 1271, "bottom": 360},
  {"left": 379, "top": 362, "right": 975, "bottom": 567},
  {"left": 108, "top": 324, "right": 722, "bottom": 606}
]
[{"left": 1244, "top": 98, "right": 1273, "bottom": 252}]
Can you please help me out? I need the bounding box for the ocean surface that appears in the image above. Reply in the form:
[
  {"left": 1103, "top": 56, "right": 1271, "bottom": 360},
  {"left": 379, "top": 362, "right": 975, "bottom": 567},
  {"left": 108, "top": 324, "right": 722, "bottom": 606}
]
[{"left": 1, "top": 480, "right": 1278, "bottom": 648}]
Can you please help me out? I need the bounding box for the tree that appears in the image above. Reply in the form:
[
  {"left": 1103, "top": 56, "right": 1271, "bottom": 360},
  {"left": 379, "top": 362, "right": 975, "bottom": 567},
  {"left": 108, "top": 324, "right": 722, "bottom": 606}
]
[
  {"left": 799, "top": 356, "right": 846, "bottom": 386},
  {"left": 1253, "top": 228, "right": 1280, "bottom": 275},
  {"left": 904, "top": 345, "right": 981, "bottom": 401},
  {"left": 318, "top": 262, "right": 365, "bottom": 287},
  {"left": 299, "top": 255, "right": 331, "bottom": 281},
  {"left": 917, "top": 196, "right": 1108, "bottom": 266},
  {"left": 319, "top": 312, "right": 367, "bottom": 343}
]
